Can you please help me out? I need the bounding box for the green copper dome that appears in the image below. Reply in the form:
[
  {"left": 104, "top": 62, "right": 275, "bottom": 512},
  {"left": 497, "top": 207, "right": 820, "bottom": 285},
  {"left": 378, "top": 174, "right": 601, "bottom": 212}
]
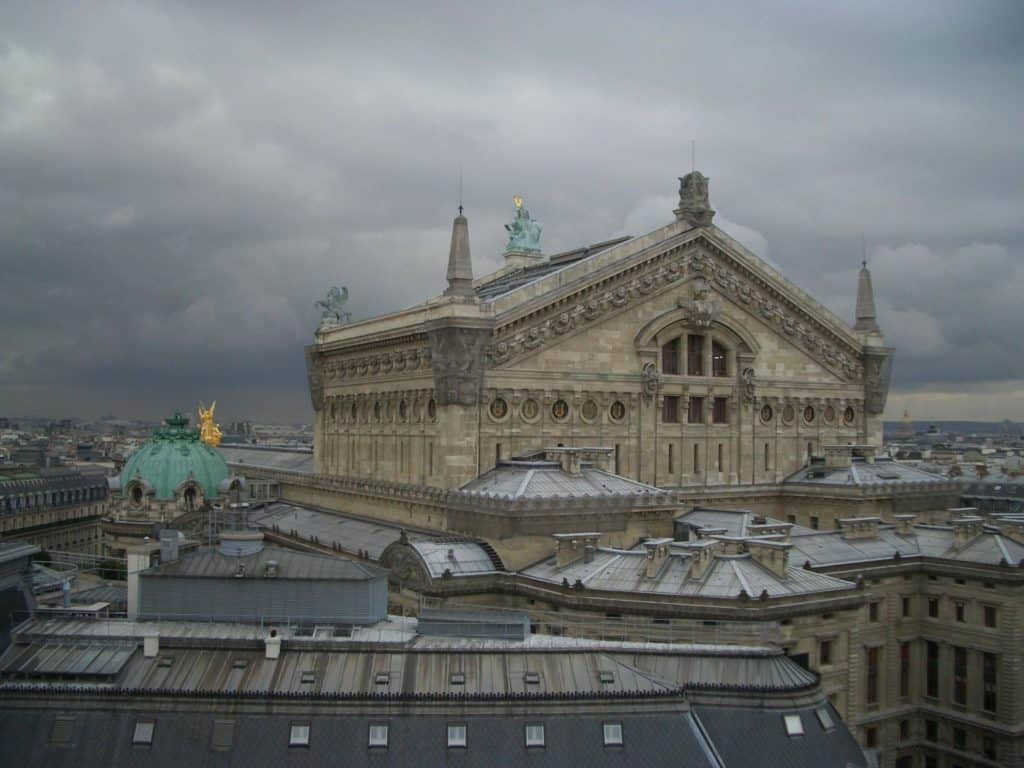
[{"left": 120, "top": 411, "right": 230, "bottom": 501}]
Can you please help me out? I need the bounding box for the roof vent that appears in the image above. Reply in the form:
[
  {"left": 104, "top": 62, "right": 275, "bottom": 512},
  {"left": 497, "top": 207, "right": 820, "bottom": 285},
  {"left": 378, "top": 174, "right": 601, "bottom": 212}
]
[{"left": 264, "top": 560, "right": 278, "bottom": 578}]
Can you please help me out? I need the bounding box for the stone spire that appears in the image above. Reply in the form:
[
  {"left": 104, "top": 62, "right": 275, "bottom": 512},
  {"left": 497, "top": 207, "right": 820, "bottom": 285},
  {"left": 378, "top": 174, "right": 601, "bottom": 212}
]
[
  {"left": 854, "top": 260, "right": 880, "bottom": 333},
  {"left": 444, "top": 208, "right": 474, "bottom": 298}
]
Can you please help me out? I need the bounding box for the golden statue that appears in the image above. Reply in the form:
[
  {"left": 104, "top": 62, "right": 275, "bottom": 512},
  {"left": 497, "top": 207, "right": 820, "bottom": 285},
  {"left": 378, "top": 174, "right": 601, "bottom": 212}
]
[
  {"left": 198, "top": 401, "right": 223, "bottom": 447},
  {"left": 513, "top": 194, "right": 523, "bottom": 209}
]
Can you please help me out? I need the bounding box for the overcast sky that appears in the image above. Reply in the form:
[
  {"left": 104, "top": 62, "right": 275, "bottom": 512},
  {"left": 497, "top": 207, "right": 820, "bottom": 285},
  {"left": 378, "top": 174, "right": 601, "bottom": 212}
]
[{"left": 1, "top": 1, "right": 1022, "bottom": 424}]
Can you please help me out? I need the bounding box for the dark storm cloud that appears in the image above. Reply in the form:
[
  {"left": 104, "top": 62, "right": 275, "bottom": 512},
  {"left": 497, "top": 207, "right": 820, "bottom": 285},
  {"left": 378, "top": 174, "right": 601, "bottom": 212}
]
[{"left": 1, "top": 1, "right": 1022, "bottom": 422}]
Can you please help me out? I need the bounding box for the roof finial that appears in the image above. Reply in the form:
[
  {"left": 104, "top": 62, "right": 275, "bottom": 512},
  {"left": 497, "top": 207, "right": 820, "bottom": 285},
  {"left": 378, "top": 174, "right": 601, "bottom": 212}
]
[
  {"left": 691, "top": 139, "right": 695, "bottom": 173},
  {"left": 854, "top": 244, "right": 880, "bottom": 334},
  {"left": 458, "top": 164, "right": 463, "bottom": 216},
  {"left": 444, "top": 203, "right": 474, "bottom": 299}
]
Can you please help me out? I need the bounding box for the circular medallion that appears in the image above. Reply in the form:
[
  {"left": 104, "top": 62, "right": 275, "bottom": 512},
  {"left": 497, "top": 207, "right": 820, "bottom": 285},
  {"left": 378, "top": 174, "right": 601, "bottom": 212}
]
[
  {"left": 521, "top": 398, "right": 539, "bottom": 421},
  {"left": 824, "top": 405, "right": 836, "bottom": 424},
  {"left": 609, "top": 400, "right": 626, "bottom": 422},
  {"left": 581, "top": 399, "right": 598, "bottom": 421},
  {"left": 551, "top": 399, "right": 569, "bottom": 421},
  {"left": 803, "top": 406, "right": 815, "bottom": 424},
  {"left": 782, "top": 404, "right": 795, "bottom": 424},
  {"left": 760, "top": 404, "right": 773, "bottom": 424},
  {"left": 843, "top": 406, "right": 856, "bottom": 425},
  {"left": 489, "top": 398, "right": 509, "bottom": 420}
]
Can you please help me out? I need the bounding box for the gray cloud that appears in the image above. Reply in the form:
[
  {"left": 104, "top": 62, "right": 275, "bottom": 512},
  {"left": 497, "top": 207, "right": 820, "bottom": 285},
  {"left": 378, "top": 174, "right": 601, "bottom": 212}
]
[{"left": 1, "top": 1, "right": 1022, "bottom": 422}]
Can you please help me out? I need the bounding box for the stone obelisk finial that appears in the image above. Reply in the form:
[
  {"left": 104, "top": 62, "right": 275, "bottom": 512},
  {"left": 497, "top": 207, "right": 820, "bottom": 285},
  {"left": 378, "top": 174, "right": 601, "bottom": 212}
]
[
  {"left": 444, "top": 207, "right": 474, "bottom": 298},
  {"left": 854, "top": 260, "right": 880, "bottom": 333}
]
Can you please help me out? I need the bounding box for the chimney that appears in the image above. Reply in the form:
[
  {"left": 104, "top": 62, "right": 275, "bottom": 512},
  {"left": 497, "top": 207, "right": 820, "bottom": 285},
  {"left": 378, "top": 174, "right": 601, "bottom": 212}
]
[
  {"left": 143, "top": 634, "right": 160, "bottom": 658},
  {"left": 553, "top": 533, "right": 601, "bottom": 568},
  {"left": 747, "top": 540, "right": 792, "bottom": 579},
  {"left": 265, "top": 629, "right": 281, "bottom": 660},
  {"left": 951, "top": 515, "right": 985, "bottom": 550},
  {"left": 682, "top": 540, "right": 720, "bottom": 580},
  {"left": 583, "top": 544, "right": 595, "bottom": 564},
  {"left": 996, "top": 518, "right": 1024, "bottom": 546},
  {"left": 444, "top": 210, "right": 474, "bottom": 298},
  {"left": 263, "top": 560, "right": 279, "bottom": 578},
  {"left": 892, "top": 514, "right": 917, "bottom": 536},
  {"left": 838, "top": 517, "right": 881, "bottom": 541},
  {"left": 644, "top": 538, "right": 673, "bottom": 579},
  {"left": 125, "top": 547, "right": 152, "bottom": 621}
]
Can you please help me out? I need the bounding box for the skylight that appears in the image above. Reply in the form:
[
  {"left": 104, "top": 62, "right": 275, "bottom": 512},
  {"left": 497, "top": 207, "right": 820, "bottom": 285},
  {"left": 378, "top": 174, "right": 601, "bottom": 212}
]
[
  {"left": 368, "top": 723, "right": 389, "bottom": 748},
  {"left": 783, "top": 714, "right": 804, "bottom": 737},
  {"left": 447, "top": 724, "right": 467, "bottom": 748},
  {"left": 132, "top": 720, "right": 155, "bottom": 746},
  {"left": 525, "top": 724, "right": 545, "bottom": 747},
  {"left": 289, "top": 723, "right": 310, "bottom": 747},
  {"left": 815, "top": 707, "right": 835, "bottom": 731},
  {"left": 603, "top": 723, "right": 623, "bottom": 746}
]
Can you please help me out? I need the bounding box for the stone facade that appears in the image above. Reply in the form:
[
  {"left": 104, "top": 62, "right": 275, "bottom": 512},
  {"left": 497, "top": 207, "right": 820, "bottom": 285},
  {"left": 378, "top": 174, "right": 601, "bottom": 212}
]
[{"left": 307, "top": 174, "right": 893, "bottom": 497}]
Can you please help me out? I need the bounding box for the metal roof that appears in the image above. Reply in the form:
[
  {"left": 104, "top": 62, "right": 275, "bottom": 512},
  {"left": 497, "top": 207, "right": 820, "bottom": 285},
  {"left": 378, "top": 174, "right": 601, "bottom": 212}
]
[
  {"left": 461, "top": 461, "right": 670, "bottom": 499},
  {"left": 142, "top": 544, "right": 387, "bottom": 581},
  {"left": 783, "top": 458, "right": 948, "bottom": 487},
  {"left": 251, "top": 503, "right": 403, "bottom": 558},
  {"left": 409, "top": 540, "right": 497, "bottom": 577},
  {"left": 219, "top": 445, "right": 314, "bottom": 474}
]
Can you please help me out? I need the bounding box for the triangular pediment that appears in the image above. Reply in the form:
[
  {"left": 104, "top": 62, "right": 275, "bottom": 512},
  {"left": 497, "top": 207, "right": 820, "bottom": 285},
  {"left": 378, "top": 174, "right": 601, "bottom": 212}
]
[{"left": 484, "top": 223, "right": 864, "bottom": 382}]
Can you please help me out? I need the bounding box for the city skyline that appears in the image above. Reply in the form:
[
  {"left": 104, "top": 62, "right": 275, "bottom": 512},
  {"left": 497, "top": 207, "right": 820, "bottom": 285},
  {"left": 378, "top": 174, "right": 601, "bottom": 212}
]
[{"left": 2, "top": 2, "right": 1022, "bottom": 424}]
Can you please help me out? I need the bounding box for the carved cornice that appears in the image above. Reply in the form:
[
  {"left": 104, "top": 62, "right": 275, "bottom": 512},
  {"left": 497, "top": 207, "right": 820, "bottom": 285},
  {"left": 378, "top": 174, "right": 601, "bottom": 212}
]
[
  {"left": 319, "top": 345, "right": 434, "bottom": 384},
  {"left": 485, "top": 235, "right": 864, "bottom": 383}
]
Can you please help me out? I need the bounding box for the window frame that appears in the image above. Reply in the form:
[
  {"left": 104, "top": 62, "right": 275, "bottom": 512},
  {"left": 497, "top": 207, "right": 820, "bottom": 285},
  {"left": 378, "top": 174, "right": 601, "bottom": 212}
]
[
  {"left": 783, "top": 714, "right": 805, "bottom": 737},
  {"left": 524, "top": 723, "right": 545, "bottom": 748},
  {"left": 289, "top": 722, "right": 311, "bottom": 748},
  {"left": 602, "top": 722, "right": 623, "bottom": 746},
  {"left": 132, "top": 720, "right": 155, "bottom": 747},
  {"left": 368, "top": 723, "right": 389, "bottom": 749},
  {"left": 447, "top": 723, "right": 468, "bottom": 749}
]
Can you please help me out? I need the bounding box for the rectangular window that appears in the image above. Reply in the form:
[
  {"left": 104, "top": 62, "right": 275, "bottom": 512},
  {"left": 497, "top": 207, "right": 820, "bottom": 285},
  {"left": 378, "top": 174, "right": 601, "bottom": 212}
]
[
  {"left": 983, "top": 735, "right": 997, "bottom": 760},
  {"left": 663, "top": 396, "right": 680, "bottom": 423},
  {"left": 955, "top": 601, "right": 965, "bottom": 623},
  {"left": 525, "top": 724, "right": 545, "bottom": 748},
  {"left": 603, "top": 722, "right": 623, "bottom": 746},
  {"left": 953, "top": 728, "right": 966, "bottom": 751},
  {"left": 819, "top": 639, "right": 832, "bottom": 666},
  {"left": 926, "top": 641, "right": 939, "bottom": 698},
  {"left": 928, "top": 597, "right": 939, "bottom": 618},
  {"left": 711, "top": 340, "right": 728, "bottom": 377},
  {"left": 895, "top": 758, "right": 912, "bottom": 768},
  {"left": 368, "top": 724, "right": 389, "bottom": 748},
  {"left": 614, "top": 444, "right": 621, "bottom": 475},
  {"left": 50, "top": 715, "right": 75, "bottom": 747},
  {"left": 865, "top": 727, "right": 877, "bottom": 748},
  {"left": 693, "top": 444, "right": 700, "bottom": 474},
  {"left": 716, "top": 443, "right": 723, "bottom": 471},
  {"left": 925, "top": 719, "right": 937, "bottom": 742},
  {"left": 900, "top": 641, "right": 911, "bottom": 698},
  {"left": 495, "top": 442, "right": 501, "bottom": 466},
  {"left": 447, "top": 724, "right": 467, "bottom": 748},
  {"left": 289, "top": 723, "right": 310, "bottom": 748},
  {"left": 764, "top": 443, "right": 771, "bottom": 472},
  {"left": 687, "top": 334, "right": 705, "bottom": 376},
  {"left": 133, "top": 720, "right": 155, "bottom": 746},
  {"left": 866, "top": 647, "right": 879, "bottom": 705},
  {"left": 902, "top": 597, "right": 911, "bottom": 617},
  {"left": 869, "top": 602, "right": 879, "bottom": 622},
  {"left": 983, "top": 652, "right": 997, "bottom": 713},
  {"left": 668, "top": 443, "right": 675, "bottom": 474},
  {"left": 662, "top": 339, "right": 679, "bottom": 375},
  {"left": 984, "top": 605, "right": 997, "bottom": 628},
  {"left": 953, "top": 646, "right": 967, "bottom": 705},
  {"left": 815, "top": 707, "right": 834, "bottom": 731},
  {"left": 810, "top": 516, "right": 819, "bottom": 530},
  {"left": 688, "top": 396, "right": 704, "bottom": 424},
  {"left": 899, "top": 720, "right": 910, "bottom": 740},
  {"left": 712, "top": 397, "right": 728, "bottom": 424}
]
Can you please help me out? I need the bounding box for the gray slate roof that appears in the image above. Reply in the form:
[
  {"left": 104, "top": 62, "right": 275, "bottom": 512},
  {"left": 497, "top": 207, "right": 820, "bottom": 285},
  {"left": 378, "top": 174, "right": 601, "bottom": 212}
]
[{"left": 252, "top": 503, "right": 403, "bottom": 558}]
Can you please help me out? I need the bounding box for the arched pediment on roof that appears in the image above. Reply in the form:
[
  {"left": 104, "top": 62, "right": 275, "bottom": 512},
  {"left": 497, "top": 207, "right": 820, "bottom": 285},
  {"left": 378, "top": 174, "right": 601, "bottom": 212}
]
[
  {"left": 634, "top": 303, "right": 760, "bottom": 357},
  {"left": 378, "top": 540, "right": 431, "bottom": 588}
]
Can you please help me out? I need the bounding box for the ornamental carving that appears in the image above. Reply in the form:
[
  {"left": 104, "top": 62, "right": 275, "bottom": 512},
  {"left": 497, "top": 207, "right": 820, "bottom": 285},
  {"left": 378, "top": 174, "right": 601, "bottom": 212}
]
[
  {"left": 741, "top": 367, "right": 756, "bottom": 404},
  {"left": 320, "top": 345, "right": 433, "bottom": 383},
  {"left": 676, "top": 276, "right": 719, "bottom": 328},
  {"left": 304, "top": 345, "right": 324, "bottom": 411},
  {"left": 863, "top": 348, "right": 894, "bottom": 415},
  {"left": 641, "top": 362, "right": 660, "bottom": 402},
  {"left": 427, "top": 322, "right": 493, "bottom": 406},
  {"left": 484, "top": 236, "right": 864, "bottom": 384}
]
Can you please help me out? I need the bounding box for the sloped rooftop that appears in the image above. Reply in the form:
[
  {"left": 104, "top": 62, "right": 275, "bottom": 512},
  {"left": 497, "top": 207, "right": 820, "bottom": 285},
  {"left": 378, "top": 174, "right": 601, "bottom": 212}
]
[
  {"left": 142, "top": 544, "right": 386, "bottom": 581},
  {"left": 461, "top": 459, "right": 671, "bottom": 499},
  {"left": 784, "top": 458, "right": 948, "bottom": 487},
  {"left": 219, "top": 445, "right": 314, "bottom": 474}
]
